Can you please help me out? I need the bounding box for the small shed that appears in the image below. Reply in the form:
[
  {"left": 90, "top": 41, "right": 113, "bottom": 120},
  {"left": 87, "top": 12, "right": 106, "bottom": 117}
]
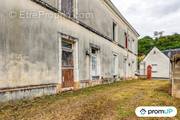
[{"left": 140, "top": 47, "right": 171, "bottom": 79}]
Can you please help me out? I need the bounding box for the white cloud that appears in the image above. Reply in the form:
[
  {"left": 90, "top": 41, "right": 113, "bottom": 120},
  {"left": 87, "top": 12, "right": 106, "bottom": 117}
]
[{"left": 111, "top": 0, "right": 180, "bottom": 37}]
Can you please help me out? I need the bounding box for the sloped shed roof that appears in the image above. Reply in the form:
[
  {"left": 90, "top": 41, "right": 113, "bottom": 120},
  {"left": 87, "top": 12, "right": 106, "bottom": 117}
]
[{"left": 163, "top": 48, "right": 180, "bottom": 59}]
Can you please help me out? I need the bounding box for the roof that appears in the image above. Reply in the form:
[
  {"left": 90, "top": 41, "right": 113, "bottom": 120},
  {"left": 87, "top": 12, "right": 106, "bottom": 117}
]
[
  {"left": 142, "top": 47, "right": 170, "bottom": 62},
  {"left": 163, "top": 48, "right": 180, "bottom": 58},
  {"left": 104, "top": 0, "right": 140, "bottom": 37}
]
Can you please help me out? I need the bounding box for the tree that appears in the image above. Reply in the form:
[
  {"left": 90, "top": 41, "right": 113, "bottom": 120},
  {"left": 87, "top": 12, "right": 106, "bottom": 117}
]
[
  {"left": 138, "top": 33, "right": 180, "bottom": 56},
  {"left": 138, "top": 36, "right": 154, "bottom": 56}
]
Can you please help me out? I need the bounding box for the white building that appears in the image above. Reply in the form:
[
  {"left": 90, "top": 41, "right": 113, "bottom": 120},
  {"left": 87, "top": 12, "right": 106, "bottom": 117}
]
[
  {"left": 0, "top": 0, "right": 139, "bottom": 102},
  {"left": 140, "top": 47, "right": 171, "bottom": 79}
]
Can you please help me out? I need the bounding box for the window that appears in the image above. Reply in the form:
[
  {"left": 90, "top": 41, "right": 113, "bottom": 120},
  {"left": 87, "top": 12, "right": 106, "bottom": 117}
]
[
  {"left": 152, "top": 64, "right": 158, "bottom": 73},
  {"left": 153, "top": 50, "right": 157, "bottom": 54},
  {"left": 92, "top": 55, "right": 97, "bottom": 75},
  {"left": 62, "top": 40, "right": 73, "bottom": 67},
  {"left": 91, "top": 48, "right": 97, "bottom": 76},
  {"left": 61, "top": 0, "right": 73, "bottom": 17},
  {"left": 112, "top": 54, "right": 118, "bottom": 75},
  {"left": 132, "top": 39, "right": 135, "bottom": 52},
  {"left": 91, "top": 47, "right": 100, "bottom": 79},
  {"left": 41, "top": 0, "right": 57, "bottom": 8},
  {"left": 125, "top": 32, "right": 128, "bottom": 48},
  {"left": 113, "top": 22, "right": 117, "bottom": 41},
  {"left": 62, "top": 41, "right": 73, "bottom": 49}
]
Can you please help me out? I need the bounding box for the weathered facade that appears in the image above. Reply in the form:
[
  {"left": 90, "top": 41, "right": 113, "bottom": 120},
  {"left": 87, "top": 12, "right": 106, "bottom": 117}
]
[
  {"left": 0, "top": 0, "right": 139, "bottom": 102},
  {"left": 171, "top": 54, "right": 180, "bottom": 98},
  {"left": 164, "top": 49, "right": 180, "bottom": 98}
]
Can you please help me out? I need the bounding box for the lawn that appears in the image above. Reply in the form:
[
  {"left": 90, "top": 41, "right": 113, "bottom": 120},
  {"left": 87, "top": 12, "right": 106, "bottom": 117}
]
[{"left": 0, "top": 80, "right": 179, "bottom": 120}]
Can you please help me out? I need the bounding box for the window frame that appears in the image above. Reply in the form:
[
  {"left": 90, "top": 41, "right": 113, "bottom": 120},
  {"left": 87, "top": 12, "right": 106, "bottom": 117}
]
[
  {"left": 151, "top": 64, "right": 158, "bottom": 73},
  {"left": 90, "top": 47, "right": 100, "bottom": 80},
  {"left": 62, "top": 39, "right": 74, "bottom": 67},
  {"left": 59, "top": 0, "right": 76, "bottom": 18},
  {"left": 125, "top": 32, "right": 128, "bottom": 49},
  {"left": 113, "top": 22, "right": 118, "bottom": 42},
  {"left": 112, "top": 53, "right": 118, "bottom": 75}
]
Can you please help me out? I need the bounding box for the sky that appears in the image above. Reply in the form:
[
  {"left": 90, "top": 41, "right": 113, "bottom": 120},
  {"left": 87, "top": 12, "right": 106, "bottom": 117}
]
[{"left": 111, "top": 0, "right": 180, "bottom": 37}]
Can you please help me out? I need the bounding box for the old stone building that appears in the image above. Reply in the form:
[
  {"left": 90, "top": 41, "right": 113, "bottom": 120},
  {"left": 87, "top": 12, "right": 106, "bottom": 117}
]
[{"left": 0, "top": 0, "right": 139, "bottom": 101}]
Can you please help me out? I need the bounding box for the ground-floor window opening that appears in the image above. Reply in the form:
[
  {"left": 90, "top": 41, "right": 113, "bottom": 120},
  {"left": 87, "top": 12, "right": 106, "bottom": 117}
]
[
  {"left": 112, "top": 54, "right": 118, "bottom": 77},
  {"left": 90, "top": 46, "right": 100, "bottom": 80}
]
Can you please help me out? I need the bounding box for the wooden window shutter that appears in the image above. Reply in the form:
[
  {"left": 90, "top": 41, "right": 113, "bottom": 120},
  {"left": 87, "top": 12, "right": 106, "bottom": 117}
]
[{"left": 125, "top": 32, "right": 128, "bottom": 49}]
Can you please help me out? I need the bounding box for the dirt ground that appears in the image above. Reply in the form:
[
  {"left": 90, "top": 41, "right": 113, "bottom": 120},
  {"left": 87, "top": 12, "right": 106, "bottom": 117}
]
[{"left": 0, "top": 80, "right": 179, "bottom": 120}]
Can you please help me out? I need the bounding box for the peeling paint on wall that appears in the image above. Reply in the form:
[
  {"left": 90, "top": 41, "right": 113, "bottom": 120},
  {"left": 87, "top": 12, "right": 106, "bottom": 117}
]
[{"left": 0, "top": 0, "right": 138, "bottom": 102}]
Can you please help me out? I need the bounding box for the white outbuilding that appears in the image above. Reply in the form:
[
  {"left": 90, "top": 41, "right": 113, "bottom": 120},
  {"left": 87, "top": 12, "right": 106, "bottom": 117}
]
[{"left": 140, "top": 47, "right": 171, "bottom": 79}]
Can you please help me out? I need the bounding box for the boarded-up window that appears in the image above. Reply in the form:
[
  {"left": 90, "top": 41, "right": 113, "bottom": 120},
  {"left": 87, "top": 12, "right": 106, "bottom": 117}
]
[{"left": 61, "top": 0, "right": 73, "bottom": 17}]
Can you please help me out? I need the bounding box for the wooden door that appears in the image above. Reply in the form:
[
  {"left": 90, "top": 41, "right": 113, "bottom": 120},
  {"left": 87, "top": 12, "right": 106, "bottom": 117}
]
[
  {"left": 62, "top": 68, "right": 74, "bottom": 88},
  {"left": 147, "top": 65, "right": 152, "bottom": 80},
  {"left": 62, "top": 40, "right": 74, "bottom": 88}
]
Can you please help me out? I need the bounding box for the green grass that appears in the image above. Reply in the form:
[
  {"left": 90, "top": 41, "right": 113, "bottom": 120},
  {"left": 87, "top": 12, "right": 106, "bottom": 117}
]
[{"left": 0, "top": 80, "right": 179, "bottom": 120}]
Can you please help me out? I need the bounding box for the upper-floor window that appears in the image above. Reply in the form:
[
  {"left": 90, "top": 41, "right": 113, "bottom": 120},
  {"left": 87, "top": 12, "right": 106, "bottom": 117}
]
[
  {"left": 125, "top": 32, "right": 128, "bottom": 49},
  {"left": 61, "top": 0, "right": 74, "bottom": 17},
  {"left": 132, "top": 39, "right": 135, "bottom": 53},
  {"left": 113, "top": 22, "right": 118, "bottom": 42}
]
